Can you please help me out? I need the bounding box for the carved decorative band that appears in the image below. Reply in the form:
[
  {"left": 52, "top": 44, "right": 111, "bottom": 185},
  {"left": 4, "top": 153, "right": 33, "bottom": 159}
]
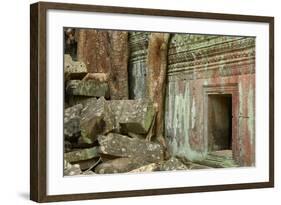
[
  {"left": 168, "top": 38, "right": 255, "bottom": 66},
  {"left": 167, "top": 60, "right": 255, "bottom": 82}
]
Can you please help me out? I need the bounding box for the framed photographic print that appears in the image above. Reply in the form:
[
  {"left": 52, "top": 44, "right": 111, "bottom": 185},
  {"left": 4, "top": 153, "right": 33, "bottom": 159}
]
[{"left": 30, "top": 1, "right": 274, "bottom": 202}]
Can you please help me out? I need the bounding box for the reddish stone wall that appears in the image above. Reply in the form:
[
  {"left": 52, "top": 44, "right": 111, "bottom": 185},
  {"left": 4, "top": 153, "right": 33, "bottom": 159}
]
[{"left": 165, "top": 35, "right": 255, "bottom": 166}]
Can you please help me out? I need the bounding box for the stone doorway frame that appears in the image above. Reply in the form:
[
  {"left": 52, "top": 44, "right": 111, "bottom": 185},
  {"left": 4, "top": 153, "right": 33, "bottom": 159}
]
[{"left": 203, "top": 83, "right": 239, "bottom": 161}]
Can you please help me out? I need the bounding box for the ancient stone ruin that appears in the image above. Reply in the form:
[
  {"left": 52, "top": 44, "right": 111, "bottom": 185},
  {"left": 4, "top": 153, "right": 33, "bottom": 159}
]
[{"left": 63, "top": 28, "right": 255, "bottom": 176}]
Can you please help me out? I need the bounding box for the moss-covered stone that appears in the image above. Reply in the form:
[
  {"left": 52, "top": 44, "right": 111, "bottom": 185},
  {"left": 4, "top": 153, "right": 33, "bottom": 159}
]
[
  {"left": 108, "top": 99, "right": 155, "bottom": 134},
  {"left": 64, "top": 147, "right": 99, "bottom": 163},
  {"left": 64, "top": 54, "right": 87, "bottom": 80},
  {"left": 64, "top": 160, "right": 82, "bottom": 176},
  {"left": 158, "top": 157, "right": 188, "bottom": 171},
  {"left": 95, "top": 157, "right": 150, "bottom": 174},
  {"left": 66, "top": 80, "right": 109, "bottom": 98},
  {"left": 64, "top": 104, "right": 83, "bottom": 139},
  {"left": 80, "top": 97, "right": 114, "bottom": 144},
  {"left": 98, "top": 133, "right": 164, "bottom": 163}
]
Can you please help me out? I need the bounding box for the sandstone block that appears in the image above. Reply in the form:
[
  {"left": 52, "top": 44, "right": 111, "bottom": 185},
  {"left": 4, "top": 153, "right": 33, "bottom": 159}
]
[
  {"left": 64, "top": 147, "right": 99, "bottom": 163},
  {"left": 98, "top": 133, "right": 164, "bottom": 163},
  {"left": 66, "top": 80, "right": 109, "bottom": 98},
  {"left": 80, "top": 97, "right": 114, "bottom": 144},
  {"left": 108, "top": 99, "right": 155, "bottom": 134},
  {"left": 158, "top": 157, "right": 188, "bottom": 171},
  {"left": 64, "top": 54, "right": 87, "bottom": 80},
  {"left": 64, "top": 104, "right": 83, "bottom": 138},
  {"left": 64, "top": 160, "right": 82, "bottom": 176},
  {"left": 95, "top": 157, "right": 151, "bottom": 174}
]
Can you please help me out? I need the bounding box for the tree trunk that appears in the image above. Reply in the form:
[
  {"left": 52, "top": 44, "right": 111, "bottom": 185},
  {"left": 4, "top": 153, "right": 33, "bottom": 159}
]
[
  {"left": 77, "top": 29, "right": 111, "bottom": 73},
  {"left": 107, "top": 31, "right": 129, "bottom": 100},
  {"left": 147, "top": 33, "right": 170, "bottom": 148},
  {"left": 76, "top": 29, "right": 129, "bottom": 99}
]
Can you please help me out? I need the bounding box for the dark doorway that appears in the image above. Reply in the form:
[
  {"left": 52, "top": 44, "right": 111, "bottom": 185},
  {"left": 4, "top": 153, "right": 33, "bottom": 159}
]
[{"left": 208, "top": 94, "right": 232, "bottom": 151}]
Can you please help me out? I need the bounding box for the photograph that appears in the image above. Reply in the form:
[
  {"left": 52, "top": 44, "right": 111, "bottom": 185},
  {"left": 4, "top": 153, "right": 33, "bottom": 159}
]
[
  {"left": 63, "top": 28, "right": 256, "bottom": 176},
  {"left": 29, "top": 2, "right": 274, "bottom": 202}
]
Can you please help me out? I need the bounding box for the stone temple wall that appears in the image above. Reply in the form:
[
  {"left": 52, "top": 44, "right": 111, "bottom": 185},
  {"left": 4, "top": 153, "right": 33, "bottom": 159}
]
[
  {"left": 128, "top": 33, "right": 255, "bottom": 166},
  {"left": 128, "top": 32, "right": 149, "bottom": 99},
  {"left": 165, "top": 34, "right": 255, "bottom": 166}
]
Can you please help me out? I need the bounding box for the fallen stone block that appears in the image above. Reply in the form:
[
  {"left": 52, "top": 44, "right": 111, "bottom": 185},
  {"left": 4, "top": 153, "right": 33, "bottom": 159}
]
[
  {"left": 98, "top": 133, "right": 164, "bottom": 163},
  {"left": 127, "top": 132, "right": 146, "bottom": 139},
  {"left": 82, "top": 170, "right": 96, "bottom": 175},
  {"left": 108, "top": 99, "right": 155, "bottom": 134},
  {"left": 129, "top": 158, "right": 191, "bottom": 173},
  {"left": 64, "top": 54, "right": 87, "bottom": 80},
  {"left": 66, "top": 80, "right": 109, "bottom": 98},
  {"left": 64, "top": 160, "right": 82, "bottom": 176},
  {"left": 74, "top": 137, "right": 99, "bottom": 149},
  {"left": 64, "top": 147, "right": 99, "bottom": 163},
  {"left": 80, "top": 97, "right": 114, "bottom": 144},
  {"left": 65, "top": 96, "right": 97, "bottom": 109},
  {"left": 99, "top": 153, "right": 119, "bottom": 162},
  {"left": 158, "top": 157, "right": 188, "bottom": 171},
  {"left": 95, "top": 157, "right": 151, "bottom": 174},
  {"left": 129, "top": 163, "right": 159, "bottom": 173},
  {"left": 72, "top": 158, "right": 100, "bottom": 171},
  {"left": 64, "top": 104, "right": 83, "bottom": 139},
  {"left": 64, "top": 140, "right": 72, "bottom": 153}
]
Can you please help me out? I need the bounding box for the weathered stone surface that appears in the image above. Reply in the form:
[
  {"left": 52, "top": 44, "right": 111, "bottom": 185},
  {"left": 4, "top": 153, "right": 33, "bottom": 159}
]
[
  {"left": 65, "top": 96, "right": 97, "bottom": 109},
  {"left": 66, "top": 80, "right": 109, "bottom": 98},
  {"left": 73, "top": 158, "right": 100, "bottom": 171},
  {"left": 128, "top": 32, "right": 149, "bottom": 99},
  {"left": 64, "top": 160, "right": 82, "bottom": 176},
  {"left": 95, "top": 157, "right": 151, "bottom": 174},
  {"left": 176, "top": 157, "right": 212, "bottom": 169},
  {"left": 64, "top": 54, "right": 87, "bottom": 80},
  {"left": 194, "top": 150, "right": 238, "bottom": 168},
  {"left": 82, "top": 73, "right": 109, "bottom": 82},
  {"left": 165, "top": 34, "right": 255, "bottom": 166},
  {"left": 64, "top": 140, "right": 72, "bottom": 153},
  {"left": 129, "top": 158, "right": 190, "bottom": 173},
  {"left": 98, "top": 133, "right": 164, "bottom": 163},
  {"left": 129, "top": 163, "right": 159, "bottom": 173},
  {"left": 127, "top": 132, "right": 146, "bottom": 139},
  {"left": 77, "top": 29, "right": 111, "bottom": 73},
  {"left": 64, "top": 104, "right": 83, "bottom": 138},
  {"left": 64, "top": 28, "right": 77, "bottom": 60},
  {"left": 82, "top": 170, "right": 96, "bottom": 175},
  {"left": 158, "top": 157, "right": 188, "bottom": 171},
  {"left": 107, "top": 31, "right": 129, "bottom": 100},
  {"left": 79, "top": 98, "right": 155, "bottom": 143},
  {"left": 80, "top": 97, "right": 114, "bottom": 144},
  {"left": 64, "top": 147, "right": 99, "bottom": 163},
  {"left": 188, "top": 163, "right": 211, "bottom": 170},
  {"left": 108, "top": 99, "right": 155, "bottom": 134},
  {"left": 97, "top": 157, "right": 189, "bottom": 174}
]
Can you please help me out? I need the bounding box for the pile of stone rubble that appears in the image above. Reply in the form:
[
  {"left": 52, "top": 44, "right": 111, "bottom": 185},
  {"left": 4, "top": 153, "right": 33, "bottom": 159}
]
[{"left": 63, "top": 55, "right": 209, "bottom": 176}]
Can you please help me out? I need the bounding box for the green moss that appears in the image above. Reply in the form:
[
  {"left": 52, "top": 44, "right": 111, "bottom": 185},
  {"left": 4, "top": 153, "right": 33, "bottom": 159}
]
[{"left": 144, "top": 103, "right": 155, "bottom": 131}]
